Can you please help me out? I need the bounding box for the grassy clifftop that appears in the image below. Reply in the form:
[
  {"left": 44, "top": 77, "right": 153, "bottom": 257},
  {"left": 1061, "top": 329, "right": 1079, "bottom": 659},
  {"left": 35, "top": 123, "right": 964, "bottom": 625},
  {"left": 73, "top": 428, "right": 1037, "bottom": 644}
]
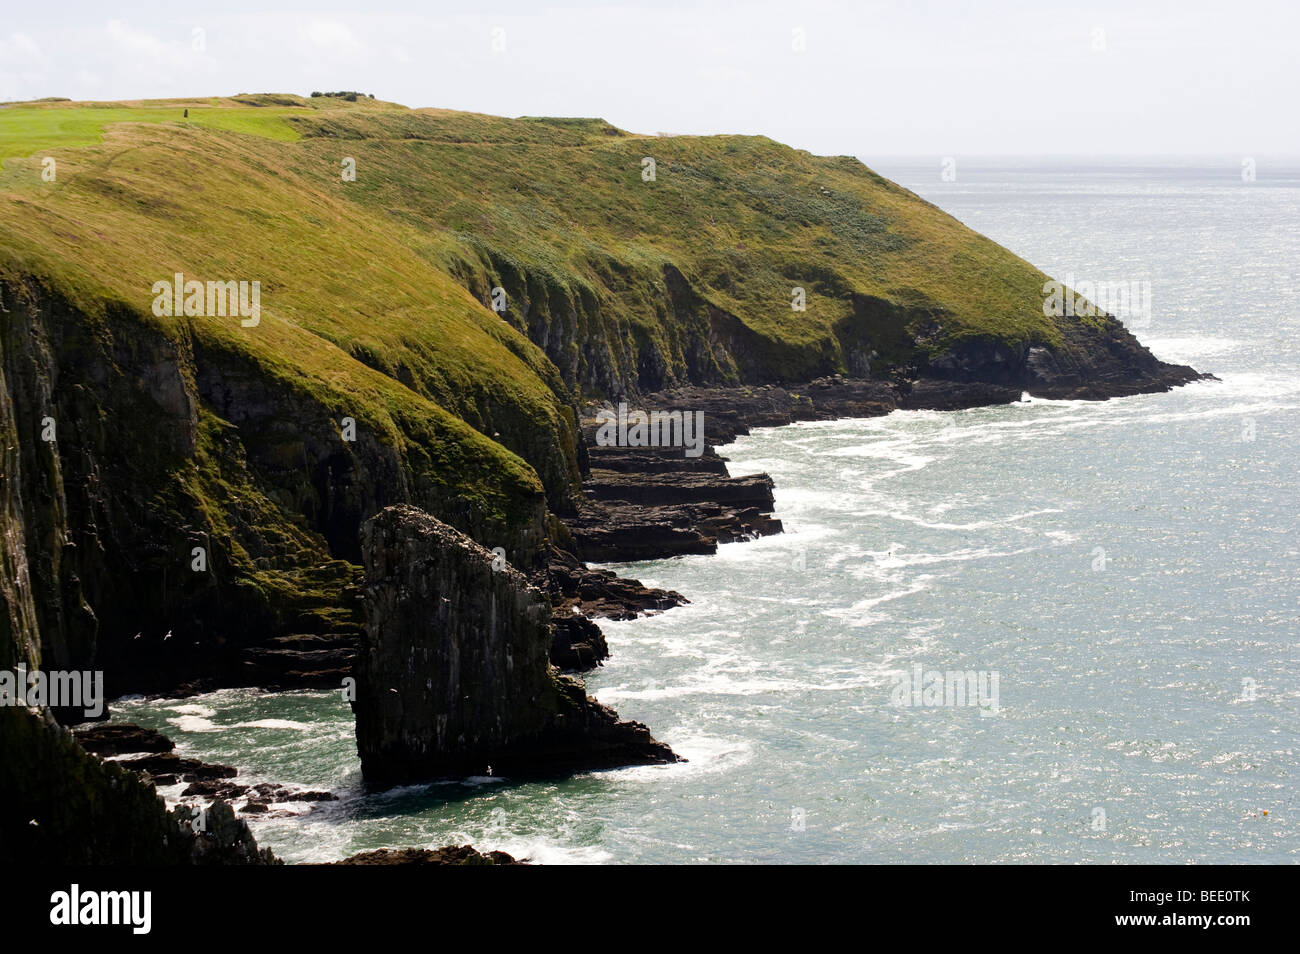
[
  {"left": 2, "top": 93, "right": 1098, "bottom": 401},
  {"left": 0, "top": 94, "right": 1183, "bottom": 694}
]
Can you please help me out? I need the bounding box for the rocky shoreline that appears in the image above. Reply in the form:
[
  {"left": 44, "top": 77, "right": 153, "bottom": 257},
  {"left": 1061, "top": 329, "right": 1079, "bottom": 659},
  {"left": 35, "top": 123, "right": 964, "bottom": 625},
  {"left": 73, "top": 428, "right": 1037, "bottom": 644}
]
[
  {"left": 330, "top": 846, "right": 524, "bottom": 865},
  {"left": 567, "top": 358, "right": 1206, "bottom": 565},
  {"left": 3, "top": 320, "right": 1206, "bottom": 862},
  {"left": 72, "top": 724, "right": 521, "bottom": 864},
  {"left": 75, "top": 723, "right": 339, "bottom": 817}
]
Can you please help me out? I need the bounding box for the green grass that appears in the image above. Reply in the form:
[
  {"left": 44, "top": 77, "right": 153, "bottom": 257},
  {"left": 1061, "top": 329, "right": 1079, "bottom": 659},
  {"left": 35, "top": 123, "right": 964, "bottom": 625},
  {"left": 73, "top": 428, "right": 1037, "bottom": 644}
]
[
  {"left": 0, "top": 93, "right": 1124, "bottom": 654},
  {"left": 0, "top": 101, "right": 303, "bottom": 165},
  {"left": 268, "top": 106, "right": 1072, "bottom": 377},
  {"left": 0, "top": 94, "right": 1103, "bottom": 543},
  {"left": 0, "top": 97, "right": 580, "bottom": 551},
  {"left": 0, "top": 95, "right": 1086, "bottom": 388}
]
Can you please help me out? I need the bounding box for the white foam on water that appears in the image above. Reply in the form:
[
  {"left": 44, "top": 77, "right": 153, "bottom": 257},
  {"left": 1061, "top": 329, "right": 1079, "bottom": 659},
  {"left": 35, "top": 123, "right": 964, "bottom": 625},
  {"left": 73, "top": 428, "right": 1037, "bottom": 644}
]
[
  {"left": 846, "top": 543, "right": 1040, "bottom": 578},
  {"left": 486, "top": 835, "right": 614, "bottom": 866},
  {"left": 1182, "top": 371, "right": 1300, "bottom": 401},
  {"left": 595, "top": 674, "right": 808, "bottom": 701},
  {"left": 167, "top": 703, "right": 216, "bottom": 717},
  {"left": 853, "top": 507, "right": 1062, "bottom": 534},
  {"left": 166, "top": 714, "right": 220, "bottom": 733},
  {"left": 603, "top": 732, "right": 753, "bottom": 782},
  {"left": 232, "top": 719, "right": 311, "bottom": 731},
  {"left": 825, "top": 576, "right": 935, "bottom": 627}
]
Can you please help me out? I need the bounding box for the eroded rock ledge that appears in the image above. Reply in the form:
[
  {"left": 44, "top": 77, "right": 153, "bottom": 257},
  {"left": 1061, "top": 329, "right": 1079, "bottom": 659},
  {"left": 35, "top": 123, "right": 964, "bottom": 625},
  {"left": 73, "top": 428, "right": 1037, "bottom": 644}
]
[
  {"left": 567, "top": 358, "right": 1208, "bottom": 563},
  {"left": 570, "top": 424, "right": 785, "bottom": 563},
  {"left": 353, "top": 505, "right": 679, "bottom": 785}
]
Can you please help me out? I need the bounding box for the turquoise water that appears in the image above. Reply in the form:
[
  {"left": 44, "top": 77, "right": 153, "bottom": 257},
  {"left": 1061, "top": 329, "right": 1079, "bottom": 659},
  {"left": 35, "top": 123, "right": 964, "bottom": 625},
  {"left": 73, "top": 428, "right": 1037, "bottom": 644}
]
[{"left": 111, "top": 160, "right": 1299, "bottom": 863}]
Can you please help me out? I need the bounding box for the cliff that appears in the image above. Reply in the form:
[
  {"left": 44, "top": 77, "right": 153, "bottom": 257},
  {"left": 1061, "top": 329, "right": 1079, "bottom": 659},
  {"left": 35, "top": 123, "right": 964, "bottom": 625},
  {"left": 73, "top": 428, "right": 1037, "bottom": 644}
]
[
  {"left": 0, "top": 96, "right": 1202, "bottom": 697},
  {"left": 0, "top": 353, "right": 276, "bottom": 864},
  {"left": 354, "top": 505, "right": 678, "bottom": 784},
  {"left": 0, "top": 94, "right": 1204, "bottom": 847}
]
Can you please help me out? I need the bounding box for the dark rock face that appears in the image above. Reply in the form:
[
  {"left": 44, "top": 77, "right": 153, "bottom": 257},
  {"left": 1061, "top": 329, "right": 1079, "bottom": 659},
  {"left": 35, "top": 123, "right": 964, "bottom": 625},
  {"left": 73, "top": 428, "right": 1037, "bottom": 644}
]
[
  {"left": 920, "top": 320, "right": 1203, "bottom": 399},
  {"left": 567, "top": 406, "right": 787, "bottom": 562},
  {"left": 118, "top": 751, "right": 239, "bottom": 783},
  {"left": 354, "top": 505, "right": 679, "bottom": 785},
  {"left": 0, "top": 706, "right": 279, "bottom": 864},
  {"left": 1, "top": 340, "right": 274, "bottom": 864},
  {"left": 176, "top": 800, "right": 281, "bottom": 865},
  {"left": 533, "top": 544, "right": 684, "bottom": 620},
  {"left": 548, "top": 613, "right": 609, "bottom": 671},
  {"left": 73, "top": 722, "right": 175, "bottom": 756},
  {"left": 530, "top": 542, "right": 685, "bottom": 670},
  {"left": 332, "top": 845, "right": 522, "bottom": 865},
  {"left": 0, "top": 278, "right": 550, "bottom": 704}
]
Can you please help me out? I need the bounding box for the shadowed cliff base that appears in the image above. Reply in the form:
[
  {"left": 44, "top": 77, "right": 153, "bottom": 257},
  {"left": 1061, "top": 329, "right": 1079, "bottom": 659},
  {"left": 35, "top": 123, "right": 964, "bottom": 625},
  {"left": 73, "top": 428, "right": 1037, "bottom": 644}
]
[
  {"left": 353, "top": 505, "right": 680, "bottom": 787},
  {"left": 0, "top": 707, "right": 280, "bottom": 864}
]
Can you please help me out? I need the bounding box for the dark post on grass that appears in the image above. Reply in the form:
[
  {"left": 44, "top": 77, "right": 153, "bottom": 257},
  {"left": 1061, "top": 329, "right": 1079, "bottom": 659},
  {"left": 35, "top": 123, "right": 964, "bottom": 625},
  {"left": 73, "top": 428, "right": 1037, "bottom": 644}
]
[{"left": 184, "top": 108, "right": 188, "bottom": 118}]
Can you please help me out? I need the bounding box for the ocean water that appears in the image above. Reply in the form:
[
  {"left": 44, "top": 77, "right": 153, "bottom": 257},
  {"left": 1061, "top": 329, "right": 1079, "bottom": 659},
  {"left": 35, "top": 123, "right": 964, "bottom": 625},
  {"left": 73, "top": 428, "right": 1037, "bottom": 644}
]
[{"left": 110, "top": 159, "right": 1299, "bottom": 864}]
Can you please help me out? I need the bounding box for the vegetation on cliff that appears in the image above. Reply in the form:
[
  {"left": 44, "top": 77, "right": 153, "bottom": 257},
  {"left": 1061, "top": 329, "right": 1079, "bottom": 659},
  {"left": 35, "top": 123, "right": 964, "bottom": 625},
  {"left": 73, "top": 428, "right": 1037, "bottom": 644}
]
[{"left": 0, "top": 93, "right": 1192, "bottom": 698}]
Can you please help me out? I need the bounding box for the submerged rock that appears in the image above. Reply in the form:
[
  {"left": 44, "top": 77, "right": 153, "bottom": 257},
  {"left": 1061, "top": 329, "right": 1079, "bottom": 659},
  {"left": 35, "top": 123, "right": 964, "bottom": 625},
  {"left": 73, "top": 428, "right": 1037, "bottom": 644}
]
[{"left": 353, "top": 505, "right": 680, "bottom": 785}]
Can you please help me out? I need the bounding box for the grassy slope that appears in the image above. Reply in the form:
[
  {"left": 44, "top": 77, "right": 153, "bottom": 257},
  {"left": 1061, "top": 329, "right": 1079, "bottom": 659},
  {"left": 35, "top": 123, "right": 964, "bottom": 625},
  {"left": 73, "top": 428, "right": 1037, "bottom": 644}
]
[
  {"left": 0, "top": 96, "right": 304, "bottom": 158},
  {"left": 0, "top": 96, "right": 579, "bottom": 525},
  {"left": 279, "top": 105, "right": 1084, "bottom": 381},
  {"left": 0, "top": 94, "right": 1108, "bottom": 558},
  {"left": 0, "top": 95, "right": 1094, "bottom": 390}
]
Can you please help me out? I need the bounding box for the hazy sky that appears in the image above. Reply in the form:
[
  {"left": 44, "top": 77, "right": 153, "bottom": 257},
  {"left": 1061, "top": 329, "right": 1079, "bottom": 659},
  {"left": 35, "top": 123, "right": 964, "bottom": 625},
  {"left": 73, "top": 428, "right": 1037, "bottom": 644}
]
[{"left": 2, "top": 0, "right": 1297, "bottom": 157}]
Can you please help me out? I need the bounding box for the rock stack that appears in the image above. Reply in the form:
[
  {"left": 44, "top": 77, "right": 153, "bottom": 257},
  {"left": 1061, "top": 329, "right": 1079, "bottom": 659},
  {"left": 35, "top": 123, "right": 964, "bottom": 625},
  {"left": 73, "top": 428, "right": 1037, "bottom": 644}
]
[{"left": 353, "top": 505, "right": 679, "bottom": 785}]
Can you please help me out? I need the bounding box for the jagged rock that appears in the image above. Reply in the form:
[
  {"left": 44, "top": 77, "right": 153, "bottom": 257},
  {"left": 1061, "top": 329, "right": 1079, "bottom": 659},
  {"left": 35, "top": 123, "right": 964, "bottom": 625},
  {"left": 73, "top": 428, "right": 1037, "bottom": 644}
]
[
  {"left": 353, "top": 505, "right": 680, "bottom": 785},
  {"left": 175, "top": 800, "right": 280, "bottom": 865},
  {"left": 527, "top": 541, "right": 686, "bottom": 671},
  {"left": 74, "top": 723, "right": 175, "bottom": 756},
  {"left": 0, "top": 706, "right": 279, "bottom": 864},
  {"left": 180, "top": 779, "right": 249, "bottom": 800},
  {"left": 332, "top": 845, "right": 523, "bottom": 865},
  {"left": 549, "top": 613, "right": 608, "bottom": 670},
  {"left": 567, "top": 450, "right": 784, "bottom": 562},
  {"left": 531, "top": 543, "right": 685, "bottom": 620},
  {"left": 564, "top": 355, "right": 1202, "bottom": 563},
  {"left": 124, "top": 752, "right": 238, "bottom": 782},
  {"left": 65, "top": 722, "right": 338, "bottom": 815}
]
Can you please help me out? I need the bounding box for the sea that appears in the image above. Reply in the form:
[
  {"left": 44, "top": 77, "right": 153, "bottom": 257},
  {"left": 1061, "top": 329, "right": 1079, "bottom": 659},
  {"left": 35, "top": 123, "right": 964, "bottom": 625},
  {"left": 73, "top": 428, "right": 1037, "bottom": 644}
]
[{"left": 110, "top": 157, "right": 1300, "bottom": 864}]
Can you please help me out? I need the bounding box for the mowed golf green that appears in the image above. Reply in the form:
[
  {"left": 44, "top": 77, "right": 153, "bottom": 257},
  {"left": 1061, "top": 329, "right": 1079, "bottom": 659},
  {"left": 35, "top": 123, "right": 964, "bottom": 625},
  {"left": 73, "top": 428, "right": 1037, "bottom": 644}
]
[{"left": 0, "top": 100, "right": 303, "bottom": 164}]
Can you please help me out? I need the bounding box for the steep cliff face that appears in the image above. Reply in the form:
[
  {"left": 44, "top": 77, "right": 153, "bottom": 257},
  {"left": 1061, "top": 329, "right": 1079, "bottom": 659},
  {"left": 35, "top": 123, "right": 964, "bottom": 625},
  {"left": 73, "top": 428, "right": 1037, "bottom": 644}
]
[
  {"left": 0, "top": 706, "right": 278, "bottom": 864},
  {"left": 0, "top": 358, "right": 275, "bottom": 864},
  {"left": 0, "top": 277, "right": 552, "bottom": 696},
  {"left": 280, "top": 103, "right": 1199, "bottom": 400},
  {"left": 0, "top": 95, "right": 1203, "bottom": 788},
  {"left": 354, "top": 505, "right": 678, "bottom": 784}
]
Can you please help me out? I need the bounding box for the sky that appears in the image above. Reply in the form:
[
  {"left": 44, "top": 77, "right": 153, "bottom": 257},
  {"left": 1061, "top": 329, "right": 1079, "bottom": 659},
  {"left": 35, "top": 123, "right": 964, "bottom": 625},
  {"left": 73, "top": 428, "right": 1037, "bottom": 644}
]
[{"left": 2, "top": 0, "right": 1297, "bottom": 157}]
